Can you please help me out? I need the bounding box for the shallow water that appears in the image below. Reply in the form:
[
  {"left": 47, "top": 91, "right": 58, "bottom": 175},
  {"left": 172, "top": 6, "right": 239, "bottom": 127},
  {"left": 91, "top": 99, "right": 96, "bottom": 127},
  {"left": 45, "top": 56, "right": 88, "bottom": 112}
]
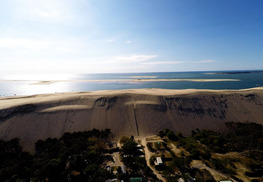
[{"left": 0, "top": 71, "right": 262, "bottom": 97}]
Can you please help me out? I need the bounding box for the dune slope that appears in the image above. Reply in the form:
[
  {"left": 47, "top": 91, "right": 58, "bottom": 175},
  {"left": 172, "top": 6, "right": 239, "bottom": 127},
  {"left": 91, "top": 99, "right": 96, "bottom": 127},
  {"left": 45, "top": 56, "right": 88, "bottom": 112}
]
[{"left": 0, "top": 88, "right": 263, "bottom": 152}]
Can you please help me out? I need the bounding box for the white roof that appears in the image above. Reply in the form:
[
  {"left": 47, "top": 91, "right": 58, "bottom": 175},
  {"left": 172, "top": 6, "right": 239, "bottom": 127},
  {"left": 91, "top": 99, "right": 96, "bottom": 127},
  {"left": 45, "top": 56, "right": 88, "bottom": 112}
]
[
  {"left": 178, "top": 178, "right": 185, "bottom": 182},
  {"left": 121, "top": 165, "right": 127, "bottom": 173},
  {"left": 156, "top": 157, "right": 163, "bottom": 164}
]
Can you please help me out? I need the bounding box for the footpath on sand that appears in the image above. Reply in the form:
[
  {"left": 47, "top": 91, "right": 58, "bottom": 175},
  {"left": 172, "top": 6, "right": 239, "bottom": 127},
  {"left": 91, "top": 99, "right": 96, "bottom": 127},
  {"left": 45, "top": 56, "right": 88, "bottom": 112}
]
[{"left": 139, "top": 136, "right": 166, "bottom": 182}]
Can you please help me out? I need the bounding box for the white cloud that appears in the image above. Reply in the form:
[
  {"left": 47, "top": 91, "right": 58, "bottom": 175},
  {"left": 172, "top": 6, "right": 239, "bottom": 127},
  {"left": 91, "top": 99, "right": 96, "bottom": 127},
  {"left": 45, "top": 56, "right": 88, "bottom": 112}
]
[
  {"left": 25, "top": 0, "right": 66, "bottom": 19},
  {"left": 106, "top": 39, "right": 115, "bottom": 43},
  {"left": 11, "top": 0, "right": 73, "bottom": 23},
  {"left": 126, "top": 40, "right": 131, "bottom": 44},
  {"left": 110, "top": 54, "right": 157, "bottom": 63},
  {"left": 0, "top": 38, "right": 81, "bottom": 53},
  {"left": 0, "top": 38, "right": 50, "bottom": 50},
  {"left": 194, "top": 59, "right": 216, "bottom": 63},
  {"left": 142, "top": 61, "right": 184, "bottom": 65}
]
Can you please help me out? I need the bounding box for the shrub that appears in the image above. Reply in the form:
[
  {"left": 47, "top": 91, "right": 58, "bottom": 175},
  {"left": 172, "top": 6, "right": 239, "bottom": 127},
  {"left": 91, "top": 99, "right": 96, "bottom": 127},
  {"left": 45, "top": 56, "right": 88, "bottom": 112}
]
[
  {"left": 167, "top": 131, "right": 179, "bottom": 141},
  {"left": 158, "top": 130, "right": 165, "bottom": 138},
  {"left": 147, "top": 142, "right": 155, "bottom": 153},
  {"left": 120, "top": 136, "right": 130, "bottom": 144}
]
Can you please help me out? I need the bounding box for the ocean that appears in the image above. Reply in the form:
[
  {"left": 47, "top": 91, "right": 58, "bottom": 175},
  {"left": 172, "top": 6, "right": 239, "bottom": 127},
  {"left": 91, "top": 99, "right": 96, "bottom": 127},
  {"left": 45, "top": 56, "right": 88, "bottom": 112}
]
[{"left": 0, "top": 71, "right": 263, "bottom": 97}]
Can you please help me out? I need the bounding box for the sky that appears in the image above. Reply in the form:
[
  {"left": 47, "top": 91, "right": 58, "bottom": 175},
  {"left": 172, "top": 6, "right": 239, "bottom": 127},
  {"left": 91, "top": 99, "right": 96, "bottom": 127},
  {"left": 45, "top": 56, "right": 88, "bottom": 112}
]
[{"left": 0, "top": 0, "right": 263, "bottom": 74}]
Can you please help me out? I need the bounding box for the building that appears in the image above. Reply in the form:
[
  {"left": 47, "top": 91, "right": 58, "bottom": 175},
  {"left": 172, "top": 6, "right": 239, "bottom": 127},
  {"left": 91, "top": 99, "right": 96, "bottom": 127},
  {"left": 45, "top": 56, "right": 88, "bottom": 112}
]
[
  {"left": 178, "top": 178, "right": 185, "bottom": 182},
  {"left": 136, "top": 144, "right": 142, "bottom": 148},
  {"left": 121, "top": 165, "right": 127, "bottom": 173},
  {"left": 155, "top": 157, "right": 163, "bottom": 165},
  {"left": 105, "top": 179, "right": 117, "bottom": 182},
  {"left": 106, "top": 165, "right": 111, "bottom": 172}
]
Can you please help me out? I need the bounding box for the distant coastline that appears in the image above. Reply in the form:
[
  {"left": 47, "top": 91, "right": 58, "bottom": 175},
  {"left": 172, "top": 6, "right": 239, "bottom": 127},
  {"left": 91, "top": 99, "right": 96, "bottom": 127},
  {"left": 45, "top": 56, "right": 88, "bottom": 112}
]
[{"left": 205, "top": 70, "right": 263, "bottom": 75}]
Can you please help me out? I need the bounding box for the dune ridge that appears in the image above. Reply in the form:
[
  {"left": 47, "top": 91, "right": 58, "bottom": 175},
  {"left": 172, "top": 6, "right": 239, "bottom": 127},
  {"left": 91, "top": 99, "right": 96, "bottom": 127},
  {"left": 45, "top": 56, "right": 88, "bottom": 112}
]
[{"left": 0, "top": 87, "right": 263, "bottom": 152}]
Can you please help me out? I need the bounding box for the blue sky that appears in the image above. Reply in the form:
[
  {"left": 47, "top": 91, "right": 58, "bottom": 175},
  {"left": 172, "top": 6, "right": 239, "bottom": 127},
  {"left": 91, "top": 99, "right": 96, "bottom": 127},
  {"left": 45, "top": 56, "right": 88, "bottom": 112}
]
[{"left": 0, "top": 0, "right": 263, "bottom": 74}]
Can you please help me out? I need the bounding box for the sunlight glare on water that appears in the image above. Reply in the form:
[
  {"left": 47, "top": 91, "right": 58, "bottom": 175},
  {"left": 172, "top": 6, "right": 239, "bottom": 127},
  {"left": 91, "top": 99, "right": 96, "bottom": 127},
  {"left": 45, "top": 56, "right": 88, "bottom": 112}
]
[
  {"left": 1, "top": 74, "right": 76, "bottom": 81},
  {"left": 0, "top": 72, "right": 263, "bottom": 97},
  {"left": 0, "top": 74, "right": 77, "bottom": 96}
]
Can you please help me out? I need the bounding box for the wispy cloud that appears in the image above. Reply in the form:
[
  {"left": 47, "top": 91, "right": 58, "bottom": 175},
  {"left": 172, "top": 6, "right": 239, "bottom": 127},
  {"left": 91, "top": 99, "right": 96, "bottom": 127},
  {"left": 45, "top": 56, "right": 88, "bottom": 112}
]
[
  {"left": 142, "top": 61, "right": 184, "bottom": 65},
  {"left": 110, "top": 54, "right": 157, "bottom": 63},
  {"left": 193, "top": 59, "right": 216, "bottom": 63},
  {"left": 0, "top": 38, "right": 50, "bottom": 50},
  {"left": 0, "top": 38, "right": 82, "bottom": 54},
  {"left": 126, "top": 40, "right": 131, "bottom": 44},
  {"left": 11, "top": 0, "right": 73, "bottom": 23},
  {"left": 106, "top": 39, "right": 115, "bottom": 43}
]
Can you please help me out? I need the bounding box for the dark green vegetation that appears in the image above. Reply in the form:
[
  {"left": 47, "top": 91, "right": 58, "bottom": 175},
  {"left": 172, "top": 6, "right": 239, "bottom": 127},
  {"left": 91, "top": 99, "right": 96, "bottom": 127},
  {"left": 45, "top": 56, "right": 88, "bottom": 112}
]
[
  {"left": 157, "top": 122, "right": 263, "bottom": 182},
  {"left": 0, "top": 122, "right": 262, "bottom": 181},
  {"left": 193, "top": 122, "right": 263, "bottom": 153},
  {"left": 0, "top": 129, "right": 114, "bottom": 182},
  {"left": 0, "top": 130, "right": 160, "bottom": 182},
  {"left": 119, "top": 136, "right": 161, "bottom": 182}
]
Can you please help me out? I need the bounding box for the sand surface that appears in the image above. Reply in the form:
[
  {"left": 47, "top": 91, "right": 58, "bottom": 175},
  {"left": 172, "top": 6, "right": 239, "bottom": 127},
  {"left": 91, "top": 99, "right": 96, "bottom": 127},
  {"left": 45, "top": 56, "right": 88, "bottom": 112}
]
[{"left": 0, "top": 87, "right": 263, "bottom": 152}]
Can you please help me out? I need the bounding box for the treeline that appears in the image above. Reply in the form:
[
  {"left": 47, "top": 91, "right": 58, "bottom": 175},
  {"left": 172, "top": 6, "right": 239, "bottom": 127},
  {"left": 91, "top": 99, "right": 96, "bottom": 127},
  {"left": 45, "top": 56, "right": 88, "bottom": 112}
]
[
  {"left": 159, "top": 121, "right": 263, "bottom": 154},
  {"left": 0, "top": 129, "right": 113, "bottom": 182},
  {"left": 157, "top": 122, "right": 263, "bottom": 181},
  {"left": 192, "top": 121, "right": 263, "bottom": 153}
]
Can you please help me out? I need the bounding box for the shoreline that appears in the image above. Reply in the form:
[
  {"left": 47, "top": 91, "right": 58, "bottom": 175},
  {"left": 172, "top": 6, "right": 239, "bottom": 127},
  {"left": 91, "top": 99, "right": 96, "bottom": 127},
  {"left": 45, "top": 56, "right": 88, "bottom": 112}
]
[
  {"left": 0, "top": 86, "right": 262, "bottom": 104},
  {"left": 0, "top": 78, "right": 240, "bottom": 85}
]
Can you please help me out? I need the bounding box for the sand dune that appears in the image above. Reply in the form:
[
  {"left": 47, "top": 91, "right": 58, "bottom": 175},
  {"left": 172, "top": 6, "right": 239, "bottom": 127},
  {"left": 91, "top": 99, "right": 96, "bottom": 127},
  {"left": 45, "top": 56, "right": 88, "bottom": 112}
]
[{"left": 0, "top": 87, "right": 263, "bottom": 152}]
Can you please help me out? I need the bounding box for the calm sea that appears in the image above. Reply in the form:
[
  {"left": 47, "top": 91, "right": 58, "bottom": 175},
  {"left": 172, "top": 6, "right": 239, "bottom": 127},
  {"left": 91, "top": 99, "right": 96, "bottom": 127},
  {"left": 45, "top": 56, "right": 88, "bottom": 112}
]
[{"left": 0, "top": 71, "right": 263, "bottom": 97}]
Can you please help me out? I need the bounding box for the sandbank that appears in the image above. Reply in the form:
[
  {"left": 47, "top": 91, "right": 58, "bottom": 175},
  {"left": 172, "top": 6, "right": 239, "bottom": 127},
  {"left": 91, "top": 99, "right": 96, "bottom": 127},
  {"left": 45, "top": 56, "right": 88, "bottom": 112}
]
[
  {"left": 28, "top": 78, "right": 240, "bottom": 85},
  {"left": 0, "top": 78, "right": 240, "bottom": 85}
]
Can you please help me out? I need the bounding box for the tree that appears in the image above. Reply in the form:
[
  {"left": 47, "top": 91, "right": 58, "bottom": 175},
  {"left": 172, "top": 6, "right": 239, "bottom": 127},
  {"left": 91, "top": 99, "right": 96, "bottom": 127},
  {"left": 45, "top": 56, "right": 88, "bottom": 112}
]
[
  {"left": 158, "top": 130, "right": 165, "bottom": 138},
  {"left": 177, "top": 132, "right": 184, "bottom": 138},
  {"left": 167, "top": 131, "right": 178, "bottom": 141},
  {"left": 121, "top": 140, "right": 137, "bottom": 155},
  {"left": 117, "top": 166, "right": 122, "bottom": 174},
  {"left": 101, "top": 129, "right": 112, "bottom": 139},
  {"left": 120, "top": 136, "right": 130, "bottom": 144}
]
